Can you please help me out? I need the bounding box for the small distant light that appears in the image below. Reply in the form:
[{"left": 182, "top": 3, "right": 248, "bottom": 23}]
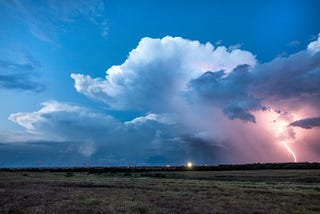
[
  {"left": 166, "top": 165, "right": 170, "bottom": 168},
  {"left": 187, "top": 162, "right": 192, "bottom": 168}
]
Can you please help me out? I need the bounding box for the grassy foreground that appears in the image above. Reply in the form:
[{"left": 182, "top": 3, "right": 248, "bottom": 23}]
[{"left": 0, "top": 169, "right": 319, "bottom": 213}]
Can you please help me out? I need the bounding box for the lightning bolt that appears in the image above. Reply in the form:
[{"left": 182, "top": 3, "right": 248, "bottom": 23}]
[{"left": 281, "top": 141, "right": 297, "bottom": 162}]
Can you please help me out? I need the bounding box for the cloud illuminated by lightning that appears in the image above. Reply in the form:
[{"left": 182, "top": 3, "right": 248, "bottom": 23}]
[{"left": 256, "top": 108, "right": 299, "bottom": 162}]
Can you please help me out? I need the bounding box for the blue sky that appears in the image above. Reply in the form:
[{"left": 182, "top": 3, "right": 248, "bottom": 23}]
[{"left": 1, "top": 0, "right": 320, "bottom": 167}]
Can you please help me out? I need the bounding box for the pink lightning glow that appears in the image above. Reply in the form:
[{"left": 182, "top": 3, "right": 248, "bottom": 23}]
[
  {"left": 281, "top": 141, "right": 297, "bottom": 162},
  {"left": 254, "top": 108, "right": 302, "bottom": 162}
]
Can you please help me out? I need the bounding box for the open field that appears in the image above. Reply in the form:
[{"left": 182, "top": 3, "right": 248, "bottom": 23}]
[{"left": 1, "top": 169, "right": 320, "bottom": 213}]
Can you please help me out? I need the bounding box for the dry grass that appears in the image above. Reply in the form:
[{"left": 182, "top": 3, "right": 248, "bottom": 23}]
[{"left": 0, "top": 170, "right": 319, "bottom": 213}]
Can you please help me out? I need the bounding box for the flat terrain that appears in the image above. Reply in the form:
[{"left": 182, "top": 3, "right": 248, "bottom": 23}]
[{"left": 0, "top": 169, "right": 320, "bottom": 213}]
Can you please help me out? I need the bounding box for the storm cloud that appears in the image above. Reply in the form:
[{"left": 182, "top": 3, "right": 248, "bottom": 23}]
[
  {"left": 8, "top": 101, "right": 221, "bottom": 164},
  {"left": 290, "top": 117, "right": 320, "bottom": 129},
  {"left": 5, "top": 34, "right": 320, "bottom": 164},
  {"left": 187, "top": 65, "right": 262, "bottom": 122}
]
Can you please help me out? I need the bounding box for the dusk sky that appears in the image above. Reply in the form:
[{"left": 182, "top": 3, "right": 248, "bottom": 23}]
[{"left": 1, "top": 0, "right": 320, "bottom": 167}]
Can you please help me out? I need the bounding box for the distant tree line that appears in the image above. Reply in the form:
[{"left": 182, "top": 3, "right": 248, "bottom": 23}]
[{"left": 1, "top": 162, "right": 319, "bottom": 173}]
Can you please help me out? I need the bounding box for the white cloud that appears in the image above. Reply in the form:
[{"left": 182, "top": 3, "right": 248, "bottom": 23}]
[
  {"left": 9, "top": 101, "right": 82, "bottom": 131},
  {"left": 71, "top": 36, "right": 256, "bottom": 111},
  {"left": 8, "top": 101, "right": 119, "bottom": 143},
  {"left": 307, "top": 34, "right": 320, "bottom": 55},
  {"left": 125, "top": 113, "right": 176, "bottom": 126},
  {"left": 7, "top": 101, "right": 182, "bottom": 159},
  {"left": 5, "top": 100, "right": 231, "bottom": 163}
]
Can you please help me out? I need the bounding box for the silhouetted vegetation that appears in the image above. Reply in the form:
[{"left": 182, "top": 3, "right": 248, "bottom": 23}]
[{"left": 1, "top": 162, "right": 319, "bottom": 173}]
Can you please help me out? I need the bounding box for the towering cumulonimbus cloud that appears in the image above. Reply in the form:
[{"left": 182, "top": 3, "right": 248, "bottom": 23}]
[
  {"left": 69, "top": 34, "right": 320, "bottom": 163},
  {"left": 71, "top": 36, "right": 256, "bottom": 112}
]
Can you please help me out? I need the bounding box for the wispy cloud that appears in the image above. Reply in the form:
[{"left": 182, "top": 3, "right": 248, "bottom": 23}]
[
  {"left": 287, "top": 40, "right": 301, "bottom": 47},
  {"left": 2, "top": 0, "right": 108, "bottom": 42},
  {"left": 0, "top": 50, "right": 45, "bottom": 92},
  {"left": 228, "top": 43, "right": 243, "bottom": 51}
]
